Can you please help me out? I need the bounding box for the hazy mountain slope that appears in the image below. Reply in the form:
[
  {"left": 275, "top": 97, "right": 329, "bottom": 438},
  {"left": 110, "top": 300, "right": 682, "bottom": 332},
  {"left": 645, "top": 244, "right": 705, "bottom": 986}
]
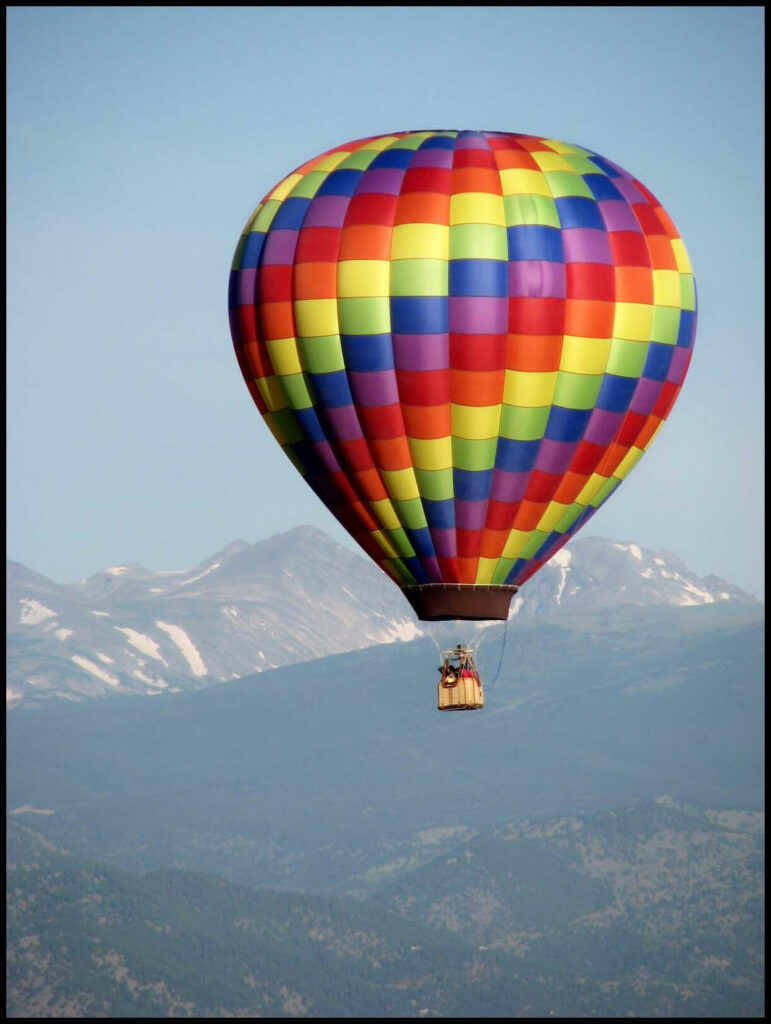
[
  {"left": 7, "top": 802, "right": 763, "bottom": 1019},
  {"left": 7, "top": 527, "right": 760, "bottom": 708},
  {"left": 7, "top": 601, "right": 763, "bottom": 894}
]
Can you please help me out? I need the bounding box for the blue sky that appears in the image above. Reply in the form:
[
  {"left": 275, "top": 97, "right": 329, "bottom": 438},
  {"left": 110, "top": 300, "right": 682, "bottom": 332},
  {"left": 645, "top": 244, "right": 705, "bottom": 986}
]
[{"left": 7, "top": 6, "right": 765, "bottom": 597}]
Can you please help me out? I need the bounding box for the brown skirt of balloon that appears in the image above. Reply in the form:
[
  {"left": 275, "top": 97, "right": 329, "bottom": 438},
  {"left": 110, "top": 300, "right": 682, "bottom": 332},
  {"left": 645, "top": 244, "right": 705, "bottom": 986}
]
[{"left": 403, "top": 585, "right": 517, "bottom": 711}]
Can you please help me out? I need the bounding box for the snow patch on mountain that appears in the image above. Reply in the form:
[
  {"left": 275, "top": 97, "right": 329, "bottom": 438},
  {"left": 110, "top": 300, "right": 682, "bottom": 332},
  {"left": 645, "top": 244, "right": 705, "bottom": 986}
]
[
  {"left": 178, "top": 562, "right": 221, "bottom": 587},
  {"left": 375, "top": 618, "right": 424, "bottom": 644},
  {"left": 156, "top": 621, "right": 207, "bottom": 676},
  {"left": 6, "top": 527, "right": 761, "bottom": 709},
  {"left": 114, "top": 626, "right": 168, "bottom": 664},
  {"left": 70, "top": 655, "right": 120, "bottom": 687},
  {"left": 105, "top": 566, "right": 129, "bottom": 576},
  {"left": 549, "top": 548, "right": 572, "bottom": 604},
  {"left": 20, "top": 599, "right": 57, "bottom": 626},
  {"left": 613, "top": 542, "right": 642, "bottom": 560}
]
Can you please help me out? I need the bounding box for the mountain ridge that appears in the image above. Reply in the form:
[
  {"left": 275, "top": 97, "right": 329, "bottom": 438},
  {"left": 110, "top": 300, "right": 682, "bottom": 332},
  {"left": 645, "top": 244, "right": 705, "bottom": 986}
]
[{"left": 7, "top": 526, "right": 762, "bottom": 709}]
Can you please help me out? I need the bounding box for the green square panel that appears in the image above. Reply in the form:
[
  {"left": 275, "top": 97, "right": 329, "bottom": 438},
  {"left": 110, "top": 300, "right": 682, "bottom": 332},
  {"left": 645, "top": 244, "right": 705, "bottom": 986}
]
[
  {"left": 449, "top": 224, "right": 508, "bottom": 260},
  {"left": 563, "top": 153, "right": 603, "bottom": 175},
  {"left": 543, "top": 171, "right": 594, "bottom": 199},
  {"left": 650, "top": 306, "right": 681, "bottom": 345},
  {"left": 521, "top": 530, "right": 549, "bottom": 559},
  {"left": 280, "top": 372, "right": 316, "bottom": 410},
  {"left": 491, "top": 558, "right": 515, "bottom": 584},
  {"left": 555, "top": 502, "right": 584, "bottom": 534},
  {"left": 452, "top": 436, "right": 498, "bottom": 471},
  {"left": 337, "top": 149, "right": 381, "bottom": 171},
  {"left": 252, "top": 200, "right": 281, "bottom": 232},
  {"left": 387, "top": 527, "right": 416, "bottom": 559},
  {"left": 271, "top": 408, "right": 305, "bottom": 444},
  {"left": 299, "top": 335, "right": 346, "bottom": 374},
  {"left": 679, "top": 275, "right": 696, "bottom": 312},
  {"left": 553, "top": 371, "right": 603, "bottom": 410},
  {"left": 499, "top": 404, "right": 550, "bottom": 440},
  {"left": 590, "top": 475, "right": 622, "bottom": 508},
  {"left": 394, "top": 497, "right": 429, "bottom": 531},
  {"left": 391, "top": 259, "right": 448, "bottom": 297},
  {"left": 289, "top": 171, "right": 328, "bottom": 199},
  {"left": 606, "top": 338, "right": 649, "bottom": 378},
  {"left": 414, "top": 467, "right": 454, "bottom": 501},
  {"left": 504, "top": 193, "right": 560, "bottom": 228},
  {"left": 337, "top": 297, "right": 391, "bottom": 335}
]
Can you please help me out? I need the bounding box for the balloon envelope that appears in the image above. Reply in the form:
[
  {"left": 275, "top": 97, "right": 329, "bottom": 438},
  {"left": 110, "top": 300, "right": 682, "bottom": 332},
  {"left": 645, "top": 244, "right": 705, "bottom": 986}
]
[{"left": 228, "top": 130, "right": 696, "bottom": 620}]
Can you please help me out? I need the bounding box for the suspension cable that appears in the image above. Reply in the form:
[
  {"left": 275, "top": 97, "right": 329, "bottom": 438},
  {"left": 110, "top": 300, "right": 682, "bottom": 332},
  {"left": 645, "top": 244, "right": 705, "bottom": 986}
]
[{"left": 482, "top": 611, "right": 512, "bottom": 692}]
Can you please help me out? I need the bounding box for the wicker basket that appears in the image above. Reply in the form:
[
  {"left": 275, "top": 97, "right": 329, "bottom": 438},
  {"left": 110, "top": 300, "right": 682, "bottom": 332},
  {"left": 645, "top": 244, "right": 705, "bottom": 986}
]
[{"left": 438, "top": 669, "right": 484, "bottom": 711}]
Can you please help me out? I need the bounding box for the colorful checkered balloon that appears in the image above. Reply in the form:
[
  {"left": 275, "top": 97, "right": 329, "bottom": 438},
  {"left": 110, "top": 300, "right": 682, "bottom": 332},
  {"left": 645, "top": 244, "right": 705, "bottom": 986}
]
[{"left": 228, "top": 130, "right": 696, "bottom": 621}]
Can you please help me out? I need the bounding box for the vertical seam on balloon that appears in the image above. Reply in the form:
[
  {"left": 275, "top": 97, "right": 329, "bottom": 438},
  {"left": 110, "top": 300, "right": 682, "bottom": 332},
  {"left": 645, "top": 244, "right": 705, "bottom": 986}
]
[
  {"left": 535, "top": 143, "right": 622, "bottom": 565},
  {"left": 478, "top": 131, "right": 522, "bottom": 587},
  {"left": 578, "top": 154, "right": 662, "bottom": 512},
  {"left": 336, "top": 132, "right": 427, "bottom": 583},
  {"left": 383, "top": 130, "right": 455, "bottom": 585},
  {"left": 500, "top": 137, "right": 565, "bottom": 586},
  {"left": 320, "top": 134, "right": 423, "bottom": 585},
  {"left": 262, "top": 138, "right": 415, "bottom": 586},
  {"left": 259, "top": 160, "right": 370, "bottom": 552},
  {"left": 449, "top": 130, "right": 506, "bottom": 586}
]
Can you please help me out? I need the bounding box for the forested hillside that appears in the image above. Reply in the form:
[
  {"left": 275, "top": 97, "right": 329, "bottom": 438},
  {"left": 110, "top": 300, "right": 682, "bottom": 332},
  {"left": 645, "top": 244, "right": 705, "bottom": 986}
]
[{"left": 7, "top": 801, "right": 764, "bottom": 1018}]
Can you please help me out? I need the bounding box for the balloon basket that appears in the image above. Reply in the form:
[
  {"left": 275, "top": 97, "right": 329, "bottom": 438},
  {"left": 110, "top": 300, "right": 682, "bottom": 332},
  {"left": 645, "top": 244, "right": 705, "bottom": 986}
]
[{"left": 437, "top": 645, "right": 484, "bottom": 711}]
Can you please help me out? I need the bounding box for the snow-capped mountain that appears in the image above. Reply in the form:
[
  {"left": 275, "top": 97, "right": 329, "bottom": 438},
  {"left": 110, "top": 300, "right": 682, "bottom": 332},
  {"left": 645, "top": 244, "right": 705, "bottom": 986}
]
[
  {"left": 6, "top": 526, "right": 759, "bottom": 709},
  {"left": 503, "top": 537, "right": 754, "bottom": 619}
]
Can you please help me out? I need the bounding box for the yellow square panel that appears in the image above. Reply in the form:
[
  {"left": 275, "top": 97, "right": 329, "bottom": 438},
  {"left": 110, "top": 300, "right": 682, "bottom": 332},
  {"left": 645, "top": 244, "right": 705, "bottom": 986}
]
[
  {"left": 537, "top": 501, "right": 571, "bottom": 533},
  {"left": 263, "top": 411, "right": 288, "bottom": 447},
  {"left": 449, "top": 192, "right": 506, "bottom": 226},
  {"left": 391, "top": 223, "right": 450, "bottom": 260},
  {"left": 531, "top": 151, "right": 574, "bottom": 173},
  {"left": 381, "top": 467, "right": 421, "bottom": 502},
  {"left": 475, "top": 558, "right": 499, "bottom": 585},
  {"left": 502, "top": 529, "right": 530, "bottom": 560},
  {"left": 652, "top": 269, "right": 682, "bottom": 308},
  {"left": 541, "top": 139, "right": 585, "bottom": 155},
  {"left": 266, "top": 337, "right": 303, "bottom": 377},
  {"left": 366, "top": 135, "right": 400, "bottom": 151},
  {"left": 337, "top": 260, "right": 391, "bottom": 298},
  {"left": 294, "top": 298, "right": 340, "bottom": 338},
  {"left": 255, "top": 374, "right": 289, "bottom": 412},
  {"left": 612, "top": 302, "right": 654, "bottom": 342},
  {"left": 269, "top": 173, "right": 303, "bottom": 201},
  {"left": 614, "top": 445, "right": 644, "bottom": 480},
  {"left": 503, "top": 370, "right": 558, "bottom": 407},
  {"left": 407, "top": 436, "right": 453, "bottom": 471},
  {"left": 451, "top": 403, "right": 501, "bottom": 440},
  {"left": 559, "top": 336, "right": 612, "bottom": 375},
  {"left": 314, "top": 151, "right": 350, "bottom": 172},
  {"left": 499, "top": 168, "right": 552, "bottom": 198},
  {"left": 670, "top": 238, "right": 693, "bottom": 274},
  {"left": 370, "top": 498, "right": 402, "bottom": 531},
  {"left": 371, "top": 529, "right": 399, "bottom": 560},
  {"left": 576, "top": 472, "right": 608, "bottom": 505}
]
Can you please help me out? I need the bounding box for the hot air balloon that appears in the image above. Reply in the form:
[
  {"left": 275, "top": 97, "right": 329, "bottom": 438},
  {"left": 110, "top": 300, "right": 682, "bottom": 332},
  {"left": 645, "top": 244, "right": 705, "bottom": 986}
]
[{"left": 228, "top": 130, "right": 696, "bottom": 708}]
